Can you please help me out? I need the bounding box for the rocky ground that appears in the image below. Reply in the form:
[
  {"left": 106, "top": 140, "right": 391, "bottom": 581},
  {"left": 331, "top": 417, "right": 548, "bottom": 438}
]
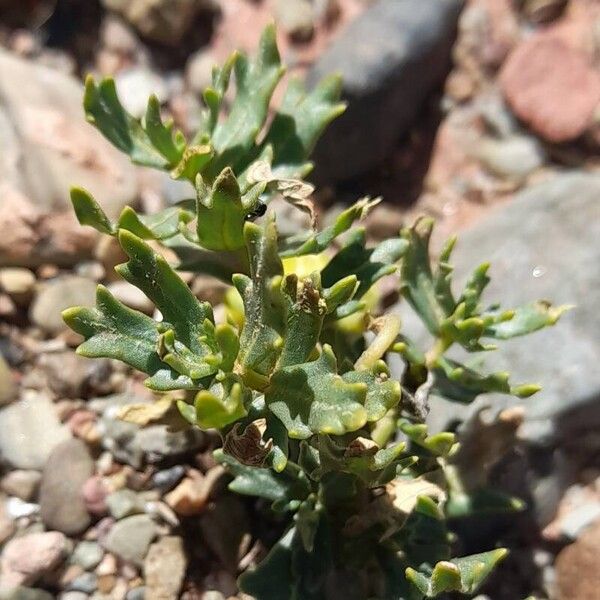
[{"left": 0, "top": 0, "right": 599, "bottom": 599}]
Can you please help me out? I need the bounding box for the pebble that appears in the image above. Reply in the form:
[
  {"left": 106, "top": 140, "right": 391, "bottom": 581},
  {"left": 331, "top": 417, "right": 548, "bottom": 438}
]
[
  {"left": 125, "top": 587, "right": 145, "bottom": 600},
  {"left": 60, "top": 593, "right": 90, "bottom": 600},
  {"left": 0, "top": 354, "right": 16, "bottom": 405},
  {"left": 1, "top": 470, "right": 41, "bottom": 501},
  {"left": 500, "top": 34, "right": 600, "bottom": 142},
  {"left": 476, "top": 134, "right": 545, "bottom": 180},
  {"left": 185, "top": 50, "right": 215, "bottom": 94},
  {"left": 71, "top": 541, "right": 104, "bottom": 571},
  {"left": 106, "top": 489, "right": 143, "bottom": 520},
  {"left": 5, "top": 497, "right": 40, "bottom": 519},
  {"left": 0, "top": 391, "right": 71, "bottom": 470},
  {"left": 30, "top": 276, "right": 97, "bottom": 335},
  {"left": 114, "top": 68, "right": 169, "bottom": 119},
  {"left": 0, "top": 498, "right": 16, "bottom": 545},
  {"left": 40, "top": 439, "right": 94, "bottom": 535},
  {"left": 106, "top": 281, "right": 154, "bottom": 315},
  {"left": 144, "top": 536, "right": 187, "bottom": 600},
  {"left": 102, "top": 515, "right": 157, "bottom": 566},
  {"left": 68, "top": 572, "right": 98, "bottom": 594},
  {"left": 1, "top": 531, "right": 68, "bottom": 587},
  {"left": 151, "top": 465, "right": 186, "bottom": 493},
  {"left": 82, "top": 476, "right": 109, "bottom": 516},
  {"left": 275, "top": 0, "right": 315, "bottom": 41},
  {"left": 1, "top": 588, "right": 54, "bottom": 600},
  {"left": 0, "top": 268, "right": 36, "bottom": 305},
  {"left": 164, "top": 467, "right": 224, "bottom": 517},
  {"left": 559, "top": 503, "right": 600, "bottom": 540}
]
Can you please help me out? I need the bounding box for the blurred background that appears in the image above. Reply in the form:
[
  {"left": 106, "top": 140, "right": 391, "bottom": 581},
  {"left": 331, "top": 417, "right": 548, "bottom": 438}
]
[{"left": 0, "top": 0, "right": 598, "bottom": 599}]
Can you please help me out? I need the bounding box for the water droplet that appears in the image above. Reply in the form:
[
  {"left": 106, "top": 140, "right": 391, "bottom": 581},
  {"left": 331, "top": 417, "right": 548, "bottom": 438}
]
[{"left": 532, "top": 265, "right": 546, "bottom": 278}]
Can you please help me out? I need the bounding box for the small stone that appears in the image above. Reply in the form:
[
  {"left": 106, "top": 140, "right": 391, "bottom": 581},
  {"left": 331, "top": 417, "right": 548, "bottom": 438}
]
[
  {"left": 5, "top": 497, "right": 39, "bottom": 519},
  {"left": 106, "top": 281, "right": 153, "bottom": 315},
  {"left": 82, "top": 476, "right": 109, "bottom": 516},
  {"left": 37, "top": 351, "right": 106, "bottom": 398},
  {"left": 97, "top": 574, "right": 116, "bottom": 594},
  {"left": 144, "top": 536, "right": 187, "bottom": 600},
  {"left": 500, "top": 34, "right": 600, "bottom": 142},
  {"left": 60, "top": 592, "right": 89, "bottom": 600},
  {"left": 40, "top": 439, "right": 94, "bottom": 535},
  {"left": 556, "top": 520, "right": 600, "bottom": 599},
  {"left": 200, "top": 592, "right": 225, "bottom": 600},
  {"left": 1, "top": 531, "right": 68, "bottom": 587},
  {"left": 476, "top": 134, "right": 545, "bottom": 180},
  {"left": 185, "top": 50, "right": 215, "bottom": 94},
  {"left": 95, "top": 552, "right": 117, "bottom": 576},
  {"left": 275, "top": 0, "right": 314, "bottom": 41},
  {"left": 151, "top": 465, "right": 186, "bottom": 493},
  {"left": 30, "top": 276, "right": 97, "bottom": 335},
  {"left": 0, "top": 392, "right": 71, "bottom": 470},
  {"left": 1, "top": 470, "right": 41, "bottom": 501},
  {"left": 0, "top": 498, "right": 16, "bottom": 545},
  {"left": 102, "top": 515, "right": 157, "bottom": 566},
  {"left": 0, "top": 354, "right": 17, "bottom": 406},
  {"left": 126, "top": 587, "right": 145, "bottom": 600},
  {"left": 71, "top": 541, "right": 104, "bottom": 571},
  {"left": 114, "top": 68, "right": 168, "bottom": 119},
  {"left": 101, "top": 15, "right": 139, "bottom": 54},
  {"left": 164, "top": 468, "right": 224, "bottom": 517},
  {"left": 0, "top": 268, "right": 35, "bottom": 305},
  {"left": 67, "top": 572, "right": 98, "bottom": 594},
  {"left": 75, "top": 261, "right": 105, "bottom": 281},
  {"left": 559, "top": 503, "right": 600, "bottom": 540},
  {"left": 106, "top": 489, "right": 143, "bottom": 520}
]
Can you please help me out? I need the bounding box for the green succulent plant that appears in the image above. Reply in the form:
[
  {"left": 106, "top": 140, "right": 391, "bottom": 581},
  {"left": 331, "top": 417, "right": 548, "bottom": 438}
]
[{"left": 63, "top": 26, "right": 568, "bottom": 600}]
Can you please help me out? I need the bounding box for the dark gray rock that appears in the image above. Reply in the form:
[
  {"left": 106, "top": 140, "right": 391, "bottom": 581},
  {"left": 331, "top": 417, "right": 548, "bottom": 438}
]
[
  {"left": 39, "top": 439, "right": 94, "bottom": 535},
  {"left": 395, "top": 173, "right": 600, "bottom": 444},
  {"left": 307, "top": 0, "right": 464, "bottom": 183}
]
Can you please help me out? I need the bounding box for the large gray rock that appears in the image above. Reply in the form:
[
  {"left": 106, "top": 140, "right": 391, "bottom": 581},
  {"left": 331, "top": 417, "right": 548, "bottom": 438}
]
[
  {"left": 39, "top": 439, "right": 94, "bottom": 535},
  {"left": 0, "top": 49, "right": 137, "bottom": 266},
  {"left": 396, "top": 173, "right": 600, "bottom": 444},
  {"left": 307, "top": 0, "right": 464, "bottom": 183},
  {"left": 0, "top": 392, "right": 71, "bottom": 469}
]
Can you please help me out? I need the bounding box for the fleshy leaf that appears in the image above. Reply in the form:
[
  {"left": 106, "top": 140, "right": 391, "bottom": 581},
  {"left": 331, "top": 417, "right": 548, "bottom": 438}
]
[
  {"left": 70, "top": 187, "right": 115, "bottom": 235},
  {"left": 215, "top": 450, "right": 310, "bottom": 509},
  {"left": 264, "top": 75, "right": 345, "bottom": 179},
  {"left": 399, "top": 420, "right": 457, "bottom": 457},
  {"left": 208, "top": 25, "right": 285, "bottom": 175},
  {"left": 321, "top": 228, "right": 408, "bottom": 300},
  {"left": 84, "top": 76, "right": 173, "bottom": 169},
  {"left": 484, "top": 301, "right": 571, "bottom": 339},
  {"left": 406, "top": 549, "right": 508, "bottom": 597},
  {"left": 115, "top": 230, "right": 215, "bottom": 354},
  {"left": 62, "top": 285, "right": 195, "bottom": 391},
  {"left": 266, "top": 345, "right": 368, "bottom": 439},
  {"left": 234, "top": 217, "right": 286, "bottom": 385}
]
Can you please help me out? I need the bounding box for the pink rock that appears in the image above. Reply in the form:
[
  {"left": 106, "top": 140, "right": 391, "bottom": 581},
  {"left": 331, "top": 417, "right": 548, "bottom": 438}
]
[
  {"left": 1, "top": 531, "right": 67, "bottom": 587},
  {"left": 500, "top": 34, "right": 600, "bottom": 142},
  {"left": 82, "top": 475, "right": 109, "bottom": 516}
]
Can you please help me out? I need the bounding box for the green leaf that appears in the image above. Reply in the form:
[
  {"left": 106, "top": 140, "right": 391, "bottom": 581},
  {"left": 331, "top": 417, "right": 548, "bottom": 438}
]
[
  {"left": 445, "top": 487, "right": 525, "bottom": 518},
  {"left": 196, "top": 167, "right": 265, "bottom": 251},
  {"left": 277, "top": 273, "right": 326, "bottom": 369},
  {"left": 70, "top": 187, "right": 115, "bottom": 235},
  {"left": 117, "top": 205, "right": 191, "bottom": 241},
  {"left": 264, "top": 75, "right": 345, "bottom": 178},
  {"left": 115, "top": 230, "right": 215, "bottom": 354},
  {"left": 144, "top": 94, "right": 185, "bottom": 165},
  {"left": 399, "top": 419, "right": 457, "bottom": 457},
  {"left": 62, "top": 285, "right": 195, "bottom": 391},
  {"left": 431, "top": 357, "right": 539, "bottom": 403},
  {"left": 84, "top": 76, "right": 171, "bottom": 169},
  {"left": 406, "top": 549, "right": 508, "bottom": 597},
  {"left": 234, "top": 217, "right": 286, "bottom": 384},
  {"left": 215, "top": 450, "right": 310, "bottom": 508},
  {"left": 209, "top": 25, "right": 285, "bottom": 175},
  {"left": 321, "top": 228, "right": 407, "bottom": 300},
  {"left": 266, "top": 345, "right": 368, "bottom": 439},
  {"left": 400, "top": 217, "right": 446, "bottom": 334},
  {"left": 190, "top": 374, "right": 249, "bottom": 429},
  {"left": 281, "top": 197, "right": 379, "bottom": 258},
  {"left": 342, "top": 365, "right": 401, "bottom": 422},
  {"left": 238, "top": 527, "right": 295, "bottom": 600},
  {"left": 484, "top": 301, "right": 571, "bottom": 339},
  {"left": 170, "top": 144, "right": 214, "bottom": 182}
]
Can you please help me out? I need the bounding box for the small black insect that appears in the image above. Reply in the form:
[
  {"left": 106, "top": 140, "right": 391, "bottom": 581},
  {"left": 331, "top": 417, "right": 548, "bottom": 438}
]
[{"left": 244, "top": 202, "right": 267, "bottom": 221}]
